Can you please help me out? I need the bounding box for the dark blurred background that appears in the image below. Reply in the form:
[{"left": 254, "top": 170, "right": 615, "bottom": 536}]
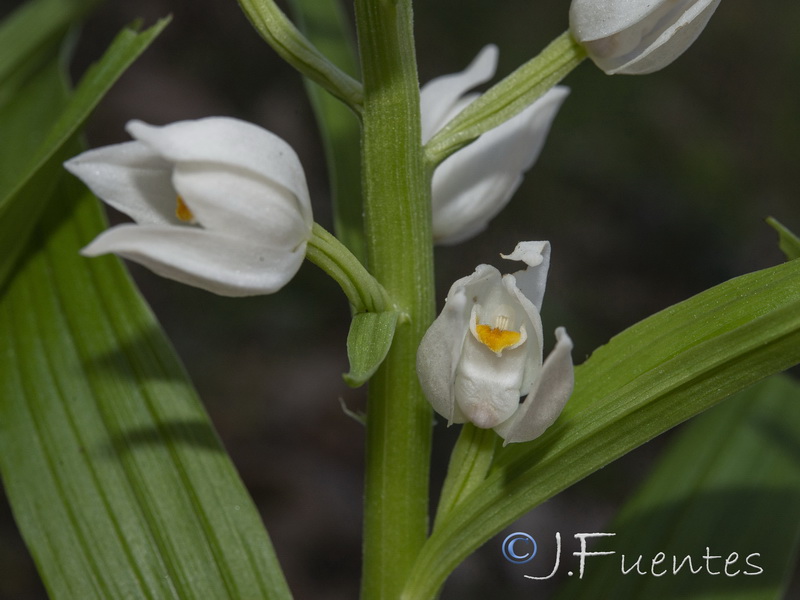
[{"left": 1, "top": 0, "right": 799, "bottom": 598}]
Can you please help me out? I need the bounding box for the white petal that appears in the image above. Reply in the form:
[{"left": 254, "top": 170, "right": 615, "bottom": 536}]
[
  {"left": 416, "top": 264, "right": 500, "bottom": 423},
  {"left": 451, "top": 271, "right": 542, "bottom": 429},
  {"left": 501, "top": 241, "right": 551, "bottom": 312},
  {"left": 171, "top": 164, "right": 311, "bottom": 248},
  {"left": 569, "top": 0, "right": 721, "bottom": 75},
  {"left": 608, "top": 0, "right": 720, "bottom": 75},
  {"left": 127, "top": 117, "right": 313, "bottom": 227},
  {"left": 64, "top": 141, "right": 177, "bottom": 225},
  {"left": 455, "top": 330, "right": 528, "bottom": 428},
  {"left": 419, "top": 45, "right": 498, "bottom": 143},
  {"left": 81, "top": 224, "right": 306, "bottom": 296},
  {"left": 431, "top": 87, "right": 568, "bottom": 245},
  {"left": 500, "top": 273, "right": 544, "bottom": 397},
  {"left": 495, "top": 327, "right": 574, "bottom": 444}
]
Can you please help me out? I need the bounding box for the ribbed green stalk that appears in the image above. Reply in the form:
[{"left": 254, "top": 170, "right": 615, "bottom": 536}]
[
  {"left": 432, "top": 424, "right": 497, "bottom": 531},
  {"left": 354, "top": 0, "right": 435, "bottom": 597}
]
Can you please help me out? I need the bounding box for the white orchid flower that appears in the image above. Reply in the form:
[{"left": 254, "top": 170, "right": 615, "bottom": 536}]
[
  {"left": 65, "top": 116, "right": 312, "bottom": 296},
  {"left": 569, "top": 0, "right": 721, "bottom": 75},
  {"left": 421, "top": 46, "right": 569, "bottom": 245},
  {"left": 416, "top": 241, "right": 574, "bottom": 444}
]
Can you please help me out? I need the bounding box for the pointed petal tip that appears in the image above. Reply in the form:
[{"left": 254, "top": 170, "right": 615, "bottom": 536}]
[
  {"left": 501, "top": 241, "right": 550, "bottom": 267},
  {"left": 474, "top": 43, "right": 499, "bottom": 69},
  {"left": 554, "top": 326, "right": 573, "bottom": 349}
]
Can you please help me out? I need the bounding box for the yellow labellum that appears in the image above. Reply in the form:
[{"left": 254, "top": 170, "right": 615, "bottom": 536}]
[
  {"left": 476, "top": 324, "right": 521, "bottom": 353},
  {"left": 176, "top": 196, "right": 195, "bottom": 223}
]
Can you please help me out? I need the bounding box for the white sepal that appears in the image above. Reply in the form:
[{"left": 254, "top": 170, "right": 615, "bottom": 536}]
[
  {"left": 417, "top": 241, "right": 574, "bottom": 443},
  {"left": 420, "top": 46, "right": 568, "bottom": 244},
  {"left": 494, "top": 327, "right": 574, "bottom": 444},
  {"left": 66, "top": 116, "right": 313, "bottom": 297},
  {"left": 569, "top": 0, "right": 721, "bottom": 75}
]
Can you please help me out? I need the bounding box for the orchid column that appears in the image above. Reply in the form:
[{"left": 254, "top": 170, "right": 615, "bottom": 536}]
[{"left": 354, "top": 0, "right": 435, "bottom": 598}]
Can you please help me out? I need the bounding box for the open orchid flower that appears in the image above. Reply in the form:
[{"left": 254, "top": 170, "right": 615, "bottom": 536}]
[
  {"left": 416, "top": 241, "right": 574, "bottom": 444},
  {"left": 65, "top": 116, "right": 312, "bottom": 297},
  {"left": 420, "top": 46, "right": 569, "bottom": 245},
  {"left": 569, "top": 0, "right": 721, "bottom": 75}
]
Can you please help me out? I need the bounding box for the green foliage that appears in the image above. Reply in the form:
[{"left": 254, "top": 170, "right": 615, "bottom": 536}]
[
  {"left": 555, "top": 375, "right": 800, "bottom": 599},
  {"left": 767, "top": 217, "right": 800, "bottom": 261},
  {"left": 2, "top": 1, "right": 797, "bottom": 598},
  {"left": 405, "top": 257, "right": 800, "bottom": 598},
  {"left": 344, "top": 310, "right": 399, "bottom": 387},
  {"left": 0, "top": 8, "right": 291, "bottom": 599},
  {"left": 0, "top": 0, "right": 98, "bottom": 103},
  {"left": 289, "top": 0, "right": 365, "bottom": 261},
  {"left": 0, "top": 17, "right": 169, "bottom": 286}
]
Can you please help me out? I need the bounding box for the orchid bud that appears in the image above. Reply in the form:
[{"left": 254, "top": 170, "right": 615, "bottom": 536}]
[
  {"left": 420, "top": 46, "right": 568, "bottom": 244},
  {"left": 569, "top": 0, "right": 721, "bottom": 75},
  {"left": 65, "top": 117, "right": 313, "bottom": 296},
  {"left": 416, "top": 241, "right": 574, "bottom": 444}
]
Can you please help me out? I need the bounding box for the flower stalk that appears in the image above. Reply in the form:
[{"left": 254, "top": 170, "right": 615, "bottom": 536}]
[
  {"left": 433, "top": 424, "right": 497, "bottom": 530},
  {"left": 305, "top": 223, "right": 392, "bottom": 314},
  {"left": 353, "top": 0, "right": 435, "bottom": 597},
  {"left": 238, "top": 0, "right": 364, "bottom": 112},
  {"left": 424, "top": 31, "right": 586, "bottom": 167}
]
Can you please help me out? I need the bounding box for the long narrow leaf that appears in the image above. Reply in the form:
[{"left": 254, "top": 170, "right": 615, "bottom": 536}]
[
  {"left": 0, "top": 16, "right": 292, "bottom": 599},
  {"left": 288, "top": 0, "right": 365, "bottom": 261},
  {"left": 0, "top": 156, "right": 294, "bottom": 600},
  {"left": 553, "top": 375, "right": 800, "bottom": 599},
  {"left": 0, "top": 0, "right": 98, "bottom": 95},
  {"left": 0, "top": 17, "right": 169, "bottom": 286},
  {"left": 404, "top": 258, "right": 800, "bottom": 598}
]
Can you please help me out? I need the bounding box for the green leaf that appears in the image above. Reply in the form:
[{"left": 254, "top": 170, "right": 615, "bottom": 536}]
[
  {"left": 0, "top": 0, "right": 98, "bottom": 102},
  {"left": 0, "top": 18, "right": 292, "bottom": 599},
  {"left": 0, "top": 17, "right": 170, "bottom": 287},
  {"left": 288, "top": 0, "right": 365, "bottom": 262},
  {"left": 0, "top": 150, "right": 293, "bottom": 600},
  {"left": 553, "top": 375, "right": 800, "bottom": 599},
  {"left": 0, "top": 44, "right": 69, "bottom": 194},
  {"left": 344, "top": 310, "right": 399, "bottom": 387},
  {"left": 767, "top": 216, "right": 800, "bottom": 261},
  {"left": 403, "top": 258, "right": 800, "bottom": 598}
]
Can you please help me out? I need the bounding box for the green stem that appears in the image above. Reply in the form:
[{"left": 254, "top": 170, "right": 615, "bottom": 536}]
[
  {"left": 354, "top": 0, "right": 435, "bottom": 597},
  {"left": 237, "top": 0, "right": 363, "bottom": 112},
  {"left": 433, "top": 424, "right": 497, "bottom": 531},
  {"left": 305, "top": 222, "right": 391, "bottom": 313},
  {"left": 424, "top": 30, "right": 586, "bottom": 166}
]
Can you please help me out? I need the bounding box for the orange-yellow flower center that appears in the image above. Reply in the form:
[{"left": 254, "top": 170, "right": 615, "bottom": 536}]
[
  {"left": 175, "top": 196, "right": 195, "bottom": 223},
  {"left": 476, "top": 323, "right": 521, "bottom": 353}
]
